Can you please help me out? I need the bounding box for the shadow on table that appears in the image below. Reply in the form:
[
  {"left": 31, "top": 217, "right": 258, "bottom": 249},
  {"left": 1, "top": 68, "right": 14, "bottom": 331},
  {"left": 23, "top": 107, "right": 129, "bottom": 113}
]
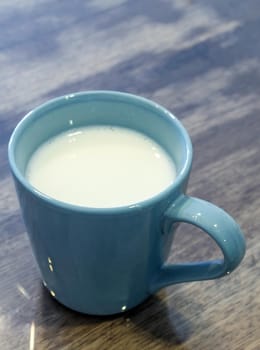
[
  {"left": 125, "top": 292, "right": 193, "bottom": 345},
  {"left": 38, "top": 284, "right": 192, "bottom": 346}
]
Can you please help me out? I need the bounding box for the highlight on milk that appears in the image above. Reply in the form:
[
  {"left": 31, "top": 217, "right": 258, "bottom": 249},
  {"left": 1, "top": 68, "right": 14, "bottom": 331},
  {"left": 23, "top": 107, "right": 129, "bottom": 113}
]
[{"left": 26, "top": 125, "right": 177, "bottom": 208}]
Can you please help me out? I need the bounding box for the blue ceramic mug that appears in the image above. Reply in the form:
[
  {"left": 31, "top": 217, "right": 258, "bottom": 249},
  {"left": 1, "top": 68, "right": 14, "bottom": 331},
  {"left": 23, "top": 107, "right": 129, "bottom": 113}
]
[{"left": 8, "top": 91, "right": 246, "bottom": 315}]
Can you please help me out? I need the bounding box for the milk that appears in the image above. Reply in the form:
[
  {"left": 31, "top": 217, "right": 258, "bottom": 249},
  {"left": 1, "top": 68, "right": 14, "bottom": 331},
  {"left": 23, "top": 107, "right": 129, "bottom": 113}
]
[{"left": 26, "top": 126, "right": 177, "bottom": 208}]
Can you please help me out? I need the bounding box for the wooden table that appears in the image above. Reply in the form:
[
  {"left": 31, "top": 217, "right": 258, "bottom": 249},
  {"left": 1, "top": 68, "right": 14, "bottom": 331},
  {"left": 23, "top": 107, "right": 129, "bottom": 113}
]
[{"left": 1, "top": 1, "right": 259, "bottom": 349}]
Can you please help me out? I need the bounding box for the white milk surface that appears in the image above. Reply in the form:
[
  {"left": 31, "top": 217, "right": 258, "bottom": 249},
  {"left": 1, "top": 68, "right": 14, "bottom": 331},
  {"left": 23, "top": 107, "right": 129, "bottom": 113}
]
[{"left": 26, "top": 126, "right": 177, "bottom": 208}]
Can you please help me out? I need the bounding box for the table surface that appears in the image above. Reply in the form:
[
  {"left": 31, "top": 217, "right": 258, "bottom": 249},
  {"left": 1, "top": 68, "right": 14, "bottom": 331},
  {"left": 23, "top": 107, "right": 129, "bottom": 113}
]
[{"left": 1, "top": 1, "right": 260, "bottom": 349}]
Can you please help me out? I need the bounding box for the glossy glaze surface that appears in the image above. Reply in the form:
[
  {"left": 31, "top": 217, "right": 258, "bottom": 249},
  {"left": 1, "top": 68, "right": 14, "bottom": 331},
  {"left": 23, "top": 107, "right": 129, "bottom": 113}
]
[{"left": 0, "top": 0, "right": 259, "bottom": 348}]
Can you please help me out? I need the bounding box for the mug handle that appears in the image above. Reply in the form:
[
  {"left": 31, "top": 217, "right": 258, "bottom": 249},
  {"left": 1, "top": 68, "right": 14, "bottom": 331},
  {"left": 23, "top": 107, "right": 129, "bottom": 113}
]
[{"left": 150, "top": 195, "right": 246, "bottom": 293}]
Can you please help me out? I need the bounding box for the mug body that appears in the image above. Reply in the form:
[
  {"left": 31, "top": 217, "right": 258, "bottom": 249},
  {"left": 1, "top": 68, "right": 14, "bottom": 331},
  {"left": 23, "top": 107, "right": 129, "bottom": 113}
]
[{"left": 8, "top": 91, "right": 192, "bottom": 315}]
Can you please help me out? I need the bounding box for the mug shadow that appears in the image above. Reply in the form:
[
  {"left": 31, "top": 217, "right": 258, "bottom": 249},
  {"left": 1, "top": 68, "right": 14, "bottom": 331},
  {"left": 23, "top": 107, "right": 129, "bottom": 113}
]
[
  {"left": 125, "top": 292, "right": 193, "bottom": 346},
  {"left": 37, "top": 284, "right": 193, "bottom": 347}
]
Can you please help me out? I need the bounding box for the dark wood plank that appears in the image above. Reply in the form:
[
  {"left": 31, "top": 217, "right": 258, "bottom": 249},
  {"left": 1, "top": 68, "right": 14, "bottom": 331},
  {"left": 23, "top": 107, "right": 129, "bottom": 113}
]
[{"left": 0, "top": 1, "right": 259, "bottom": 349}]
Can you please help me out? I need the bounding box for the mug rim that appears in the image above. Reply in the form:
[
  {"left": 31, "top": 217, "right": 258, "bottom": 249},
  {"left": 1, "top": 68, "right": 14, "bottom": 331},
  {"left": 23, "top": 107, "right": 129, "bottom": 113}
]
[{"left": 8, "top": 90, "right": 193, "bottom": 214}]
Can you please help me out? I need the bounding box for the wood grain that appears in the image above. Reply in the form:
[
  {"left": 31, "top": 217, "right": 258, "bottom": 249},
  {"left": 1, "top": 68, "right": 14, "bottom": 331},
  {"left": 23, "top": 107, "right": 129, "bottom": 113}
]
[{"left": 0, "top": 1, "right": 259, "bottom": 349}]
